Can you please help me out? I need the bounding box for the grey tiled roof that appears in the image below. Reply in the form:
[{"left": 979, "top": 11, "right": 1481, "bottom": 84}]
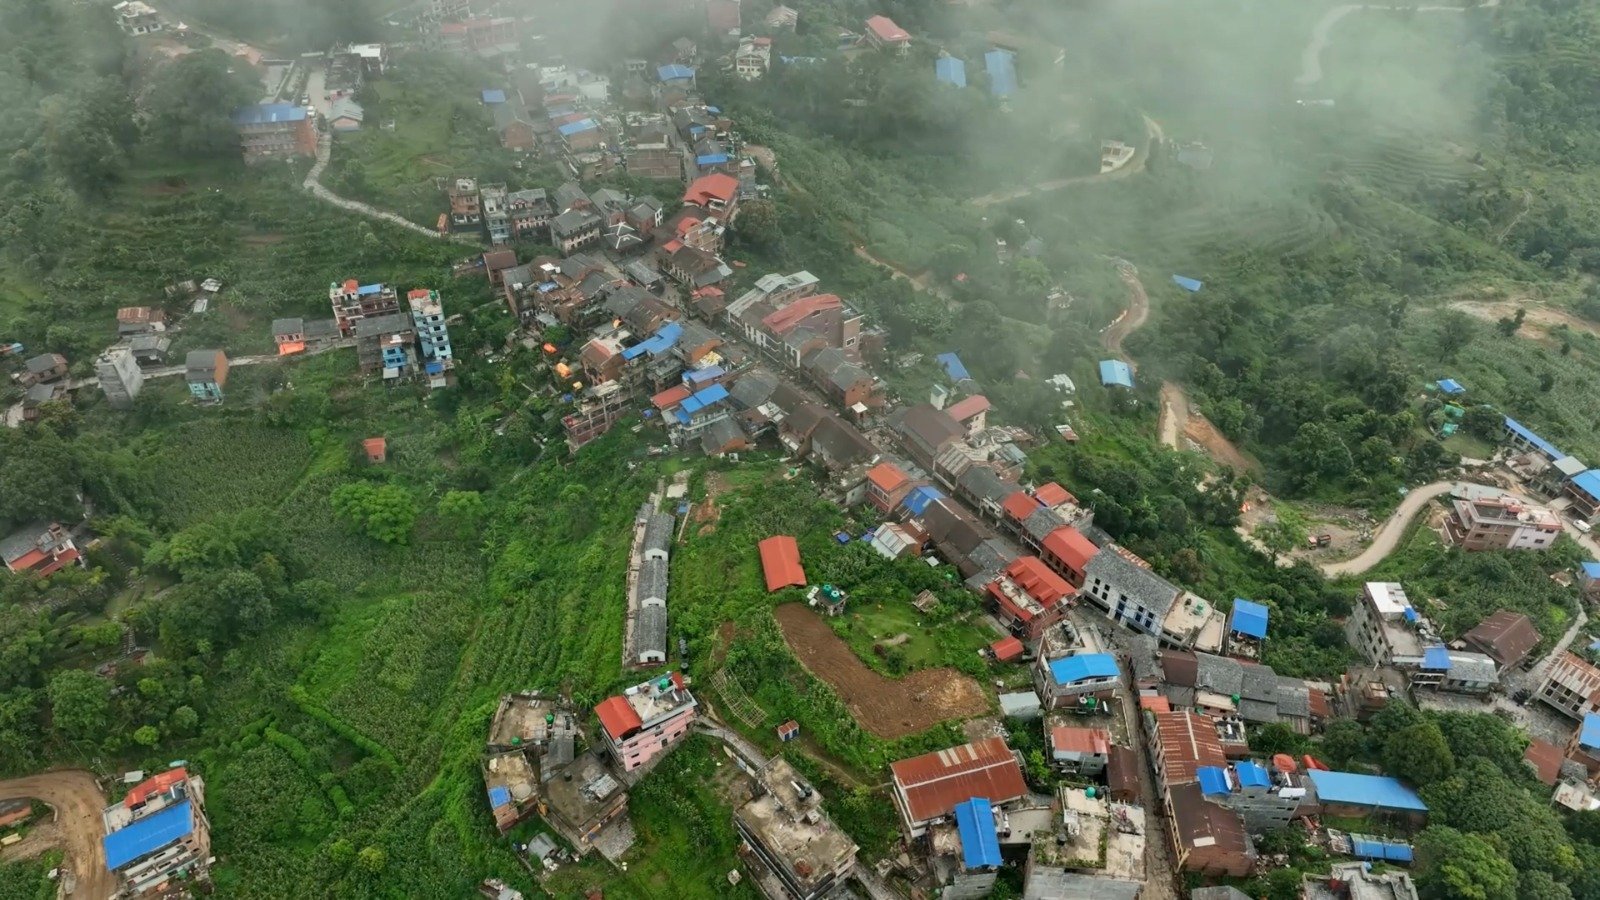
[
  {"left": 729, "top": 371, "right": 778, "bottom": 409},
  {"left": 1023, "top": 504, "right": 1067, "bottom": 541},
  {"left": 637, "top": 605, "right": 668, "bottom": 659},
  {"left": 1448, "top": 652, "right": 1498, "bottom": 684},
  {"left": 1275, "top": 677, "right": 1311, "bottom": 718},
  {"left": 1194, "top": 653, "right": 1243, "bottom": 697},
  {"left": 641, "top": 512, "right": 675, "bottom": 555},
  {"left": 272, "top": 316, "right": 303, "bottom": 334},
  {"left": 1085, "top": 550, "right": 1180, "bottom": 619},
  {"left": 636, "top": 557, "right": 668, "bottom": 603},
  {"left": 1239, "top": 662, "right": 1279, "bottom": 702},
  {"left": 1238, "top": 698, "right": 1280, "bottom": 724},
  {"left": 700, "top": 417, "right": 745, "bottom": 455}
]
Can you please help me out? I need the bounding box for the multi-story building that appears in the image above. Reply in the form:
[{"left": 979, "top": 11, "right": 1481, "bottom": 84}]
[
  {"left": 1048, "top": 726, "right": 1110, "bottom": 774},
  {"left": 564, "top": 380, "right": 634, "bottom": 450},
  {"left": 329, "top": 280, "right": 401, "bottom": 335},
  {"left": 1538, "top": 651, "right": 1600, "bottom": 721},
  {"left": 1035, "top": 641, "right": 1120, "bottom": 708},
  {"left": 508, "top": 189, "right": 553, "bottom": 239},
  {"left": 735, "top": 36, "right": 773, "bottom": 80},
  {"left": 448, "top": 177, "right": 482, "bottom": 231},
  {"left": 102, "top": 768, "right": 212, "bottom": 896},
  {"left": 480, "top": 183, "right": 511, "bottom": 244},
  {"left": 0, "top": 523, "right": 81, "bottom": 576},
  {"left": 96, "top": 346, "right": 144, "bottom": 410},
  {"left": 1344, "top": 582, "right": 1435, "bottom": 668},
  {"left": 1146, "top": 710, "right": 1256, "bottom": 877},
  {"left": 1196, "top": 760, "right": 1308, "bottom": 832},
  {"left": 353, "top": 313, "right": 417, "bottom": 379},
  {"left": 865, "top": 461, "right": 915, "bottom": 514},
  {"left": 552, "top": 209, "right": 603, "bottom": 255},
  {"left": 863, "top": 15, "right": 912, "bottom": 53},
  {"left": 112, "top": 1, "right": 163, "bottom": 35},
  {"left": 888, "top": 737, "right": 1026, "bottom": 837},
  {"left": 1443, "top": 493, "right": 1561, "bottom": 551},
  {"left": 734, "top": 758, "right": 858, "bottom": 900},
  {"left": 184, "top": 350, "right": 228, "bottom": 403},
  {"left": 407, "top": 289, "right": 454, "bottom": 388},
  {"left": 593, "top": 674, "right": 697, "bottom": 775},
  {"left": 232, "top": 104, "right": 316, "bottom": 164},
  {"left": 1081, "top": 547, "right": 1181, "bottom": 640},
  {"left": 986, "top": 556, "right": 1074, "bottom": 642}
]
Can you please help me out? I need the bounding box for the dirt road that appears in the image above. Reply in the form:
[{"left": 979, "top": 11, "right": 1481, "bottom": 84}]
[
  {"left": 1298, "top": 0, "right": 1502, "bottom": 87},
  {"left": 304, "top": 134, "right": 478, "bottom": 245},
  {"left": 970, "top": 114, "right": 1165, "bottom": 207},
  {"left": 1100, "top": 261, "right": 1150, "bottom": 358},
  {"left": 0, "top": 770, "right": 114, "bottom": 899},
  {"left": 1320, "top": 482, "right": 1453, "bottom": 576}
]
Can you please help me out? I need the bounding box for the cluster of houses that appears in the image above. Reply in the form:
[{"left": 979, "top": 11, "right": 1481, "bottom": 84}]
[
  {"left": 270, "top": 280, "right": 456, "bottom": 388},
  {"left": 933, "top": 45, "right": 1020, "bottom": 99},
  {"left": 101, "top": 767, "right": 214, "bottom": 896},
  {"left": 1502, "top": 415, "right": 1600, "bottom": 525},
  {"left": 1511, "top": 633, "right": 1600, "bottom": 813}
]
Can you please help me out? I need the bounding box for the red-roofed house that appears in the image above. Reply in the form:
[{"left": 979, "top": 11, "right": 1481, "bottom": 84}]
[
  {"left": 1, "top": 523, "right": 82, "bottom": 577},
  {"left": 1040, "top": 526, "right": 1100, "bottom": 587},
  {"left": 890, "top": 737, "right": 1026, "bottom": 836},
  {"left": 758, "top": 535, "right": 807, "bottom": 592},
  {"left": 1051, "top": 727, "right": 1111, "bottom": 774},
  {"left": 863, "top": 14, "right": 911, "bottom": 53},
  {"left": 651, "top": 385, "right": 692, "bottom": 411},
  {"left": 124, "top": 768, "right": 189, "bottom": 810},
  {"left": 363, "top": 437, "right": 387, "bottom": 464},
  {"left": 762, "top": 293, "right": 841, "bottom": 336},
  {"left": 866, "top": 462, "right": 914, "bottom": 513},
  {"left": 986, "top": 556, "right": 1074, "bottom": 641},
  {"left": 945, "top": 395, "right": 990, "bottom": 438},
  {"left": 1035, "top": 482, "right": 1075, "bottom": 508},
  {"left": 1001, "top": 491, "right": 1041, "bottom": 526},
  {"left": 1524, "top": 738, "right": 1564, "bottom": 786},
  {"left": 990, "top": 635, "right": 1025, "bottom": 663},
  {"left": 682, "top": 173, "right": 740, "bottom": 216},
  {"left": 595, "top": 674, "right": 697, "bottom": 773}
]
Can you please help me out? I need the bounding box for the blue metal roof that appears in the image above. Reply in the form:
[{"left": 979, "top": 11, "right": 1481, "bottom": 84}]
[
  {"left": 936, "top": 352, "right": 971, "bottom": 382},
  {"left": 902, "top": 485, "right": 944, "bottom": 516},
  {"left": 684, "top": 365, "right": 726, "bottom": 385},
  {"left": 1235, "top": 761, "right": 1270, "bottom": 788},
  {"left": 1584, "top": 562, "right": 1600, "bottom": 579},
  {"left": 1197, "top": 767, "right": 1230, "bottom": 796},
  {"left": 487, "top": 785, "right": 511, "bottom": 808},
  {"left": 481, "top": 89, "right": 506, "bottom": 104},
  {"left": 357, "top": 283, "right": 383, "bottom": 296},
  {"left": 1573, "top": 469, "right": 1600, "bottom": 502},
  {"left": 558, "top": 118, "right": 599, "bottom": 136},
  {"left": 1351, "top": 835, "right": 1414, "bottom": 863},
  {"left": 954, "top": 798, "right": 1002, "bottom": 868},
  {"left": 1437, "top": 378, "right": 1465, "bottom": 395},
  {"left": 1402, "top": 606, "right": 1419, "bottom": 623},
  {"left": 984, "top": 49, "right": 1017, "bottom": 98},
  {"left": 935, "top": 57, "right": 968, "bottom": 87},
  {"left": 657, "top": 64, "right": 695, "bottom": 81},
  {"left": 1504, "top": 416, "right": 1563, "bottom": 459},
  {"left": 679, "top": 383, "right": 730, "bottom": 415},
  {"left": 1172, "top": 275, "right": 1203, "bottom": 292},
  {"left": 1385, "top": 843, "right": 1414, "bottom": 863},
  {"left": 1421, "top": 646, "right": 1451, "bottom": 671},
  {"left": 705, "top": 106, "right": 721, "bottom": 114},
  {"left": 103, "top": 801, "right": 194, "bottom": 870},
  {"left": 1099, "top": 360, "right": 1133, "bottom": 388},
  {"left": 1230, "top": 599, "right": 1269, "bottom": 639},
  {"left": 697, "top": 153, "right": 730, "bottom": 166},
  {"left": 1048, "top": 653, "right": 1119, "bottom": 685},
  {"left": 1581, "top": 714, "right": 1600, "bottom": 750},
  {"left": 232, "top": 103, "right": 308, "bottom": 125},
  {"left": 1304, "top": 771, "right": 1428, "bottom": 812},
  {"left": 622, "top": 322, "right": 683, "bottom": 360}
]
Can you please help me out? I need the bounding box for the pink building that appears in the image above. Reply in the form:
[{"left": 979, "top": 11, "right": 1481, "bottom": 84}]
[{"left": 594, "top": 673, "right": 698, "bottom": 774}]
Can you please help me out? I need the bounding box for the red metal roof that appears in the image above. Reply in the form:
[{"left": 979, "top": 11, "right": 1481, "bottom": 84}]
[
  {"left": 1051, "top": 727, "right": 1110, "bottom": 755},
  {"left": 1140, "top": 695, "right": 1172, "bottom": 713},
  {"left": 675, "top": 216, "right": 702, "bottom": 236},
  {"left": 661, "top": 239, "right": 683, "bottom": 255},
  {"left": 651, "top": 385, "right": 692, "bottom": 410},
  {"left": 594, "top": 696, "right": 643, "bottom": 741},
  {"left": 1034, "top": 482, "right": 1074, "bottom": 507},
  {"left": 32, "top": 547, "right": 78, "bottom": 577},
  {"left": 760, "top": 293, "right": 841, "bottom": 335},
  {"left": 758, "top": 535, "right": 806, "bottom": 592},
  {"left": 1001, "top": 491, "right": 1040, "bottom": 522},
  {"left": 362, "top": 437, "right": 386, "bottom": 456},
  {"left": 1525, "top": 738, "right": 1564, "bottom": 786},
  {"left": 990, "top": 636, "right": 1024, "bottom": 662},
  {"left": 1002, "top": 556, "right": 1072, "bottom": 607},
  {"left": 867, "top": 462, "right": 910, "bottom": 494},
  {"left": 125, "top": 768, "right": 187, "bottom": 808},
  {"left": 945, "top": 394, "right": 990, "bottom": 423},
  {"left": 9, "top": 548, "right": 47, "bottom": 572},
  {"left": 1041, "top": 526, "right": 1099, "bottom": 575},
  {"left": 407, "top": 288, "right": 431, "bottom": 300},
  {"left": 865, "top": 14, "right": 910, "bottom": 42},
  {"left": 683, "top": 173, "right": 739, "bottom": 208},
  {"left": 890, "top": 737, "right": 1026, "bottom": 824},
  {"left": 1154, "top": 711, "right": 1226, "bottom": 784}
]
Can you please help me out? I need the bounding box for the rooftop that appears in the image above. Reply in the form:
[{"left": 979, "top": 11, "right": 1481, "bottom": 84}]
[
  {"left": 889, "top": 737, "right": 1026, "bottom": 824},
  {"left": 1304, "top": 770, "right": 1427, "bottom": 812},
  {"left": 735, "top": 759, "right": 858, "bottom": 890},
  {"left": 488, "top": 693, "right": 578, "bottom": 750},
  {"left": 1229, "top": 598, "right": 1269, "bottom": 639},
  {"left": 1048, "top": 653, "right": 1119, "bottom": 685},
  {"left": 103, "top": 800, "right": 194, "bottom": 871}
]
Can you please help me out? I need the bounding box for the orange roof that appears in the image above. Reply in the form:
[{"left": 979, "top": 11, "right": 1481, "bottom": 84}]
[
  {"left": 1041, "top": 526, "right": 1099, "bottom": 575},
  {"left": 126, "top": 768, "right": 187, "bottom": 808},
  {"left": 890, "top": 737, "right": 1026, "bottom": 823},
  {"left": 865, "top": 14, "right": 910, "bottom": 41},
  {"left": 683, "top": 173, "right": 740, "bottom": 207},
  {"left": 1051, "top": 727, "right": 1110, "bottom": 755},
  {"left": 1524, "top": 739, "right": 1564, "bottom": 786},
  {"left": 594, "top": 696, "right": 643, "bottom": 741},
  {"left": 408, "top": 288, "right": 431, "bottom": 300},
  {"left": 990, "top": 636, "right": 1024, "bottom": 662},
  {"left": 363, "top": 437, "right": 386, "bottom": 456},
  {"left": 277, "top": 341, "right": 306, "bottom": 356},
  {"left": 1140, "top": 695, "right": 1172, "bottom": 713},
  {"left": 9, "top": 548, "right": 47, "bottom": 572},
  {"left": 946, "top": 394, "right": 990, "bottom": 422},
  {"left": 1001, "top": 556, "right": 1072, "bottom": 606},
  {"left": 761, "top": 293, "right": 841, "bottom": 335},
  {"left": 661, "top": 239, "right": 683, "bottom": 255},
  {"left": 867, "top": 462, "right": 910, "bottom": 494},
  {"left": 691, "top": 286, "right": 724, "bottom": 298},
  {"left": 758, "top": 535, "right": 806, "bottom": 592},
  {"left": 344, "top": 279, "right": 358, "bottom": 293},
  {"left": 1034, "top": 482, "right": 1075, "bottom": 507},
  {"left": 676, "top": 216, "right": 702, "bottom": 236},
  {"left": 1001, "top": 490, "right": 1040, "bottom": 522},
  {"left": 652, "top": 385, "right": 692, "bottom": 410}
]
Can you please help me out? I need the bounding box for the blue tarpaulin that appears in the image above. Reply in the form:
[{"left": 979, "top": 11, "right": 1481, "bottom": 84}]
[
  {"left": 1437, "top": 378, "right": 1465, "bottom": 395},
  {"left": 558, "top": 119, "right": 598, "bottom": 137},
  {"left": 1304, "top": 771, "right": 1428, "bottom": 812},
  {"left": 1230, "top": 598, "right": 1269, "bottom": 639},
  {"left": 936, "top": 352, "right": 972, "bottom": 382},
  {"left": 984, "top": 49, "right": 1017, "bottom": 98},
  {"left": 1581, "top": 714, "right": 1600, "bottom": 750},
  {"left": 103, "top": 801, "right": 194, "bottom": 870},
  {"left": 1172, "top": 274, "right": 1203, "bottom": 292},
  {"left": 954, "top": 798, "right": 1002, "bottom": 869},
  {"left": 679, "top": 383, "right": 730, "bottom": 415},
  {"left": 705, "top": 106, "right": 721, "bottom": 114},
  {"left": 1351, "top": 835, "right": 1414, "bottom": 864},
  {"left": 1099, "top": 360, "right": 1134, "bottom": 388},
  {"left": 901, "top": 485, "right": 944, "bottom": 517},
  {"left": 1402, "top": 606, "right": 1419, "bottom": 623},
  {"left": 1235, "top": 761, "right": 1271, "bottom": 788},
  {"left": 1422, "top": 646, "right": 1451, "bottom": 670},
  {"left": 481, "top": 89, "right": 506, "bottom": 104},
  {"left": 696, "top": 153, "right": 730, "bottom": 166},
  {"left": 1584, "top": 562, "right": 1600, "bottom": 579},
  {"left": 935, "top": 57, "right": 967, "bottom": 87},
  {"left": 357, "top": 283, "right": 383, "bottom": 296},
  {"left": 1197, "top": 767, "right": 1230, "bottom": 796},
  {"left": 1048, "top": 653, "right": 1119, "bottom": 685},
  {"left": 487, "top": 786, "right": 511, "bottom": 808},
  {"left": 232, "top": 103, "right": 307, "bottom": 125},
  {"left": 544, "top": 105, "right": 576, "bottom": 118},
  {"left": 622, "top": 322, "right": 683, "bottom": 360}
]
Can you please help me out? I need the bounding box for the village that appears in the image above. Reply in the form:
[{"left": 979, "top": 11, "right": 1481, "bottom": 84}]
[{"left": 6, "top": 1, "right": 1600, "bottom": 900}]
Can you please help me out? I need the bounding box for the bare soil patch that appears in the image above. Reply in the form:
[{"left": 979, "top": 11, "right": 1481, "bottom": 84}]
[
  {"left": 1449, "top": 297, "right": 1599, "bottom": 343},
  {"left": 774, "top": 604, "right": 988, "bottom": 740},
  {"left": 695, "top": 471, "right": 730, "bottom": 535},
  {"left": 242, "top": 232, "right": 288, "bottom": 246},
  {"left": 0, "top": 770, "right": 115, "bottom": 899}
]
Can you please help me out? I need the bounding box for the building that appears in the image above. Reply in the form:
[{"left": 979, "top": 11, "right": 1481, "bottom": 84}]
[
  {"left": 1303, "top": 770, "right": 1428, "bottom": 823},
  {"left": 21, "top": 353, "right": 68, "bottom": 386},
  {"left": 233, "top": 103, "right": 316, "bottom": 164},
  {"left": 329, "top": 280, "right": 401, "bottom": 336},
  {"left": 1039, "top": 525, "right": 1100, "bottom": 587},
  {"left": 734, "top": 36, "right": 772, "bottom": 80},
  {"left": 935, "top": 56, "right": 968, "bottom": 87},
  {"left": 1197, "top": 760, "right": 1308, "bottom": 832},
  {"left": 563, "top": 381, "right": 634, "bottom": 450},
  {"left": 1226, "top": 598, "right": 1268, "bottom": 659},
  {"left": 448, "top": 177, "right": 482, "bottom": 231},
  {"left": 888, "top": 737, "right": 1027, "bottom": 837},
  {"left": 492, "top": 103, "right": 535, "bottom": 151},
  {"left": 508, "top": 189, "right": 553, "bottom": 239},
  {"left": 1081, "top": 548, "right": 1181, "bottom": 640},
  {"left": 101, "top": 768, "right": 212, "bottom": 896},
  {"left": 184, "top": 350, "right": 228, "bottom": 403},
  {"left": 863, "top": 15, "right": 911, "bottom": 53},
  {"left": 1167, "top": 781, "right": 1254, "bottom": 877},
  {"left": 96, "top": 347, "right": 144, "bottom": 410},
  {"left": 352, "top": 313, "right": 417, "bottom": 379},
  {"left": 541, "top": 752, "right": 630, "bottom": 857},
  {"left": 116, "top": 306, "right": 166, "bottom": 336},
  {"left": 683, "top": 172, "right": 741, "bottom": 218},
  {"left": 1345, "top": 582, "right": 1436, "bottom": 668},
  {"left": 480, "top": 183, "right": 511, "bottom": 244},
  {"left": 1538, "top": 652, "right": 1600, "bottom": 721},
  {"left": 987, "top": 557, "right": 1073, "bottom": 641},
  {"left": 733, "top": 758, "right": 858, "bottom": 900},
  {"left": 758, "top": 535, "right": 806, "bottom": 592},
  {"left": 112, "top": 1, "right": 162, "bottom": 35},
  {"left": 552, "top": 209, "right": 603, "bottom": 255},
  {"left": 0, "top": 523, "right": 81, "bottom": 576},
  {"left": 407, "top": 289, "right": 454, "bottom": 388},
  {"left": 1036, "top": 651, "right": 1120, "bottom": 707},
  {"left": 328, "top": 97, "right": 364, "bottom": 132},
  {"left": 928, "top": 796, "right": 1007, "bottom": 899},
  {"left": 1303, "top": 862, "right": 1419, "bottom": 900},
  {"left": 1461, "top": 609, "right": 1541, "bottom": 672},
  {"left": 593, "top": 674, "right": 697, "bottom": 775},
  {"left": 1568, "top": 714, "right": 1600, "bottom": 777},
  {"left": 129, "top": 333, "right": 172, "bottom": 367},
  {"left": 1568, "top": 469, "right": 1600, "bottom": 523},
  {"left": 766, "top": 5, "right": 798, "bottom": 29},
  {"left": 1049, "top": 726, "right": 1110, "bottom": 774},
  {"left": 1443, "top": 493, "right": 1561, "bottom": 551}
]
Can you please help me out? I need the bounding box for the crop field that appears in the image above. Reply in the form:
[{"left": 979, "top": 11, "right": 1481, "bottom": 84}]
[{"left": 145, "top": 421, "right": 315, "bottom": 526}]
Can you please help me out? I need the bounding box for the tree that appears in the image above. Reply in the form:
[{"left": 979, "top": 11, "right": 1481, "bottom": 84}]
[
  {"left": 169, "top": 705, "right": 198, "bottom": 735},
  {"left": 331, "top": 483, "right": 418, "bottom": 545},
  {"left": 736, "top": 199, "right": 781, "bottom": 250},
  {"left": 143, "top": 50, "right": 259, "bottom": 158},
  {"left": 1383, "top": 720, "right": 1455, "bottom": 786},
  {"left": 47, "top": 670, "right": 110, "bottom": 743},
  {"left": 356, "top": 845, "right": 387, "bottom": 874},
  {"left": 1318, "top": 718, "right": 1369, "bottom": 768},
  {"left": 437, "top": 490, "right": 487, "bottom": 539},
  {"left": 41, "top": 78, "right": 136, "bottom": 195},
  {"left": 1435, "top": 310, "right": 1476, "bottom": 361},
  {"left": 132, "top": 724, "right": 160, "bottom": 747},
  {"left": 1517, "top": 870, "right": 1574, "bottom": 900},
  {"left": 1415, "top": 826, "right": 1517, "bottom": 900},
  {"left": 1462, "top": 404, "right": 1502, "bottom": 440}
]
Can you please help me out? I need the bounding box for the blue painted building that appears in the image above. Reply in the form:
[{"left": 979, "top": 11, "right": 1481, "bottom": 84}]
[
  {"left": 184, "top": 349, "right": 228, "bottom": 403},
  {"left": 1099, "top": 360, "right": 1134, "bottom": 388},
  {"left": 408, "top": 289, "right": 454, "bottom": 389},
  {"left": 935, "top": 56, "right": 967, "bottom": 87}
]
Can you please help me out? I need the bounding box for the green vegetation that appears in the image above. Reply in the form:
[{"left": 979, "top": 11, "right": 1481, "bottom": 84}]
[{"left": 0, "top": 852, "right": 62, "bottom": 900}]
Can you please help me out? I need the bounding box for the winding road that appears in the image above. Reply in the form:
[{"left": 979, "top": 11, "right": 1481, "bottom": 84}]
[
  {"left": 0, "top": 770, "right": 114, "bottom": 899},
  {"left": 1297, "top": 0, "right": 1502, "bottom": 86},
  {"left": 304, "top": 136, "right": 478, "bottom": 244},
  {"left": 969, "top": 114, "right": 1166, "bottom": 207},
  {"left": 1319, "top": 482, "right": 1453, "bottom": 577}
]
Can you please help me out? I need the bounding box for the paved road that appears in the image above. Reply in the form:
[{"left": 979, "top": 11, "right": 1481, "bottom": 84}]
[
  {"left": 303, "top": 134, "right": 479, "bottom": 245},
  {"left": 970, "top": 114, "right": 1165, "bottom": 207},
  {"left": 1320, "top": 482, "right": 1452, "bottom": 577},
  {"left": 1298, "top": 0, "right": 1502, "bottom": 86},
  {"left": 0, "top": 770, "right": 114, "bottom": 900}
]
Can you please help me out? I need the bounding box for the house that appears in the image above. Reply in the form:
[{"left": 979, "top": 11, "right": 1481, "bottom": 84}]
[
  {"left": 888, "top": 737, "right": 1027, "bottom": 836},
  {"left": 0, "top": 523, "right": 81, "bottom": 576},
  {"left": 987, "top": 556, "right": 1074, "bottom": 642},
  {"left": 1226, "top": 598, "right": 1269, "bottom": 659},
  {"left": 683, "top": 173, "right": 741, "bottom": 218},
  {"left": 21, "top": 353, "right": 68, "bottom": 386},
  {"left": 563, "top": 380, "right": 634, "bottom": 451},
  {"left": 863, "top": 15, "right": 911, "bottom": 53},
  {"left": 765, "top": 5, "right": 798, "bottom": 30},
  {"left": 1098, "top": 360, "right": 1134, "bottom": 388},
  {"left": 935, "top": 56, "right": 968, "bottom": 87},
  {"left": 558, "top": 117, "right": 604, "bottom": 153},
  {"left": 328, "top": 97, "right": 364, "bottom": 132},
  {"left": 734, "top": 759, "right": 858, "bottom": 900},
  {"left": 1525, "top": 737, "right": 1566, "bottom": 786},
  {"left": 1538, "top": 652, "right": 1600, "bottom": 721},
  {"left": 407, "top": 289, "right": 454, "bottom": 388},
  {"left": 552, "top": 209, "right": 603, "bottom": 255},
  {"left": 1081, "top": 548, "right": 1181, "bottom": 639},
  {"left": 481, "top": 183, "right": 511, "bottom": 244},
  {"left": 637, "top": 604, "right": 668, "bottom": 665},
  {"left": 507, "top": 189, "right": 553, "bottom": 239},
  {"left": 541, "top": 752, "right": 630, "bottom": 857},
  {"left": 804, "top": 346, "right": 877, "bottom": 411},
  {"left": 448, "top": 177, "right": 482, "bottom": 231},
  {"left": 116, "top": 306, "right": 166, "bottom": 336},
  {"left": 102, "top": 768, "right": 212, "bottom": 896},
  {"left": 1198, "top": 760, "right": 1309, "bottom": 832},
  {"left": 734, "top": 36, "right": 772, "bottom": 80},
  {"left": 1505, "top": 415, "right": 1564, "bottom": 463},
  {"left": 112, "top": 1, "right": 162, "bottom": 35},
  {"left": 1166, "top": 782, "right": 1255, "bottom": 877},
  {"left": 700, "top": 417, "right": 749, "bottom": 456},
  {"left": 232, "top": 103, "right": 316, "bottom": 163},
  {"left": 866, "top": 462, "right": 915, "bottom": 514},
  {"left": 894, "top": 404, "right": 966, "bottom": 470},
  {"left": 1303, "top": 770, "right": 1428, "bottom": 824},
  {"left": 1461, "top": 610, "right": 1541, "bottom": 672},
  {"left": 184, "top": 350, "right": 228, "bottom": 403},
  {"left": 946, "top": 394, "right": 990, "bottom": 438},
  {"left": 1443, "top": 493, "right": 1561, "bottom": 551},
  {"left": 1345, "top": 581, "right": 1436, "bottom": 668},
  {"left": 1036, "top": 652, "right": 1120, "bottom": 707},
  {"left": 329, "top": 280, "right": 401, "bottom": 335},
  {"left": 593, "top": 673, "right": 697, "bottom": 775},
  {"left": 1040, "top": 525, "right": 1100, "bottom": 587},
  {"left": 1050, "top": 727, "right": 1110, "bottom": 774},
  {"left": 96, "top": 347, "right": 144, "bottom": 410},
  {"left": 758, "top": 535, "right": 806, "bottom": 592},
  {"left": 270, "top": 317, "right": 340, "bottom": 355},
  {"left": 128, "top": 334, "right": 171, "bottom": 367},
  {"left": 353, "top": 313, "right": 417, "bottom": 379},
  {"left": 1569, "top": 714, "right": 1600, "bottom": 778},
  {"left": 483, "top": 248, "right": 518, "bottom": 287},
  {"left": 662, "top": 243, "right": 731, "bottom": 289}
]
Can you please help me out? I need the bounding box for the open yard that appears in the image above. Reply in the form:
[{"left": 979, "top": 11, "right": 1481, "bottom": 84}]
[
  {"left": 774, "top": 604, "right": 989, "bottom": 740},
  {"left": 827, "top": 600, "right": 993, "bottom": 672}
]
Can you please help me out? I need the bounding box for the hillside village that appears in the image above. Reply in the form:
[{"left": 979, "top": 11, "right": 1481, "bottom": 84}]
[{"left": 10, "top": 0, "right": 1600, "bottom": 899}]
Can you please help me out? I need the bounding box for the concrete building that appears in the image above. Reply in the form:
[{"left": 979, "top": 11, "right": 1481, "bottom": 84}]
[
  {"left": 448, "top": 177, "right": 482, "bottom": 230},
  {"left": 233, "top": 104, "right": 316, "bottom": 164},
  {"left": 407, "top": 289, "right": 454, "bottom": 388},
  {"left": 1443, "top": 493, "right": 1561, "bottom": 551},
  {"left": 329, "top": 280, "right": 401, "bottom": 336},
  {"left": 101, "top": 768, "right": 212, "bottom": 896},
  {"left": 184, "top": 350, "right": 228, "bottom": 403},
  {"left": 1081, "top": 547, "right": 1181, "bottom": 641},
  {"left": 1461, "top": 609, "right": 1541, "bottom": 672},
  {"left": 593, "top": 673, "right": 697, "bottom": 775},
  {"left": 481, "top": 183, "right": 511, "bottom": 244},
  {"left": 888, "top": 737, "right": 1027, "bottom": 837},
  {"left": 0, "top": 523, "right": 81, "bottom": 577},
  {"left": 96, "top": 346, "right": 144, "bottom": 410},
  {"left": 1538, "top": 652, "right": 1600, "bottom": 721},
  {"left": 1303, "top": 862, "right": 1419, "bottom": 900},
  {"left": 353, "top": 313, "right": 417, "bottom": 380},
  {"left": 733, "top": 758, "right": 858, "bottom": 900},
  {"left": 112, "top": 1, "right": 162, "bottom": 35},
  {"left": 1345, "top": 582, "right": 1437, "bottom": 668},
  {"left": 1049, "top": 726, "right": 1110, "bottom": 774},
  {"left": 863, "top": 15, "right": 911, "bottom": 53},
  {"left": 986, "top": 556, "right": 1074, "bottom": 642},
  {"left": 928, "top": 797, "right": 1004, "bottom": 899},
  {"left": 1196, "top": 760, "right": 1308, "bottom": 832}
]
